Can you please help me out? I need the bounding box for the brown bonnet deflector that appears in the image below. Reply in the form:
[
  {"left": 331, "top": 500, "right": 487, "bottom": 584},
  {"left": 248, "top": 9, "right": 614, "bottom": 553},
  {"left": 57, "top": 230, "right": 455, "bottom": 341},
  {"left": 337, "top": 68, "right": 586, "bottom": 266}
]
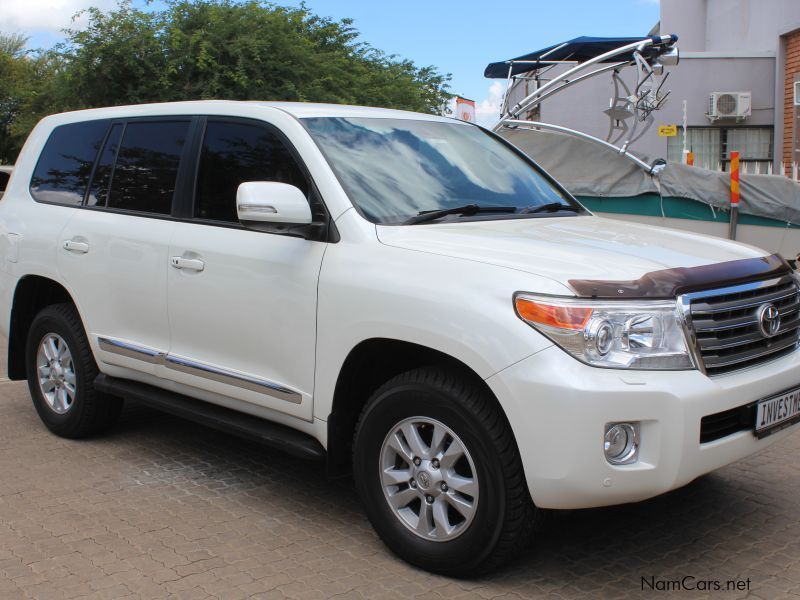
[{"left": 569, "top": 254, "right": 792, "bottom": 299}]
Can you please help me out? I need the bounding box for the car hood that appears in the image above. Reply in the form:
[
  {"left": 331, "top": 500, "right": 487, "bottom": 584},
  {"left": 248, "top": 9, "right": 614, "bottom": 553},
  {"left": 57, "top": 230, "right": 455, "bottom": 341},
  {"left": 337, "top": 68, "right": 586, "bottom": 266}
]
[{"left": 376, "top": 215, "right": 772, "bottom": 294}]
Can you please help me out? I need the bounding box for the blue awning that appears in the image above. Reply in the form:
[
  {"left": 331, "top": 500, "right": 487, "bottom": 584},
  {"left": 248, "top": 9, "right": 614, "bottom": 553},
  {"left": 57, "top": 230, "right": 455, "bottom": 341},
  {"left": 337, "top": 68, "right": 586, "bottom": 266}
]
[{"left": 484, "top": 35, "right": 676, "bottom": 79}]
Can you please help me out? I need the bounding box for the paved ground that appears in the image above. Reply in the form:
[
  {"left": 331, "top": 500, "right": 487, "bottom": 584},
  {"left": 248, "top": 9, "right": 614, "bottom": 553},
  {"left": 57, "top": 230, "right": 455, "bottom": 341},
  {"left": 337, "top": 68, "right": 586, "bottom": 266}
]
[{"left": 1, "top": 350, "right": 800, "bottom": 599}]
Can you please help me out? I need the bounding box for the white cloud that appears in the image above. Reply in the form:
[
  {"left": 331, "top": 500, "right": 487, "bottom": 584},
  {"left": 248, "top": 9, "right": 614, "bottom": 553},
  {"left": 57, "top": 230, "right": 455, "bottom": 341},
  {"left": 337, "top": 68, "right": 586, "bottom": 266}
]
[
  {"left": 447, "top": 81, "right": 506, "bottom": 129},
  {"left": 0, "top": 0, "right": 117, "bottom": 38},
  {"left": 475, "top": 81, "right": 505, "bottom": 128}
]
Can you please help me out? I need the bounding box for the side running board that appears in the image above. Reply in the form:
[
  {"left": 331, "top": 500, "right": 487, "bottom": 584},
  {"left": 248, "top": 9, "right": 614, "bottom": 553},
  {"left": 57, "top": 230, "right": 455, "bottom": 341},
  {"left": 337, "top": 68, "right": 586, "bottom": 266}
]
[{"left": 94, "top": 374, "right": 325, "bottom": 461}]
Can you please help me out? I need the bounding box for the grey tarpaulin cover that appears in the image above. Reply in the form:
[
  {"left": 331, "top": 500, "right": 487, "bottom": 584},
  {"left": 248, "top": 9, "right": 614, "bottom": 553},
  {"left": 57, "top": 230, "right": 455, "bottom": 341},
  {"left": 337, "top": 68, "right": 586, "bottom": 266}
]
[{"left": 499, "top": 127, "right": 800, "bottom": 225}]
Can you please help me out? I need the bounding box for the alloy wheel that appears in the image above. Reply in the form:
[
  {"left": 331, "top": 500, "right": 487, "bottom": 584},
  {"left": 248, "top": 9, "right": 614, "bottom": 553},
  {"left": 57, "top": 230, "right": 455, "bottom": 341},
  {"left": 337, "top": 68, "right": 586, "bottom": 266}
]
[
  {"left": 379, "top": 416, "right": 479, "bottom": 542},
  {"left": 36, "top": 333, "right": 76, "bottom": 414}
]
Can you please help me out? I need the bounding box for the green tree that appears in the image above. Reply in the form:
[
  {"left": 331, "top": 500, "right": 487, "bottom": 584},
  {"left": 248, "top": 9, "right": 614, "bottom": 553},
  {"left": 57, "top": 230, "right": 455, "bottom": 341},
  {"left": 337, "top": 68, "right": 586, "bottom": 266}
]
[
  {"left": 0, "top": 34, "right": 70, "bottom": 164},
  {"left": 60, "top": 0, "right": 451, "bottom": 113},
  {"left": 0, "top": 1, "right": 451, "bottom": 163},
  {"left": 0, "top": 33, "right": 36, "bottom": 163}
]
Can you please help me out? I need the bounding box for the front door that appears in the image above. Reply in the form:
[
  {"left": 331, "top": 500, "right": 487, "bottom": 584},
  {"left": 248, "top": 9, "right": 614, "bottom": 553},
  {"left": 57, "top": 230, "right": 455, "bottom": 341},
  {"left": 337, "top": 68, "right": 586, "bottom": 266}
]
[{"left": 165, "top": 118, "right": 326, "bottom": 421}]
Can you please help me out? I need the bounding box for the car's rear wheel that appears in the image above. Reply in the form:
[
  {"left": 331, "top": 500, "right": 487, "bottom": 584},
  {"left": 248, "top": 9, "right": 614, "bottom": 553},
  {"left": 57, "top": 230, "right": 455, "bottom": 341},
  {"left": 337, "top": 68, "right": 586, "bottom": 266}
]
[
  {"left": 353, "top": 367, "right": 536, "bottom": 576},
  {"left": 25, "top": 303, "right": 122, "bottom": 438},
  {"left": 35, "top": 332, "right": 77, "bottom": 414}
]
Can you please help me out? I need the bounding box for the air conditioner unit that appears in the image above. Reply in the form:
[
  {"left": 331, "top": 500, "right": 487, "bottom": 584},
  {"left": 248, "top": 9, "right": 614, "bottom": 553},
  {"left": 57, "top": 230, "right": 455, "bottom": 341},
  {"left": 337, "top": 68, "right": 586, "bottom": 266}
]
[{"left": 707, "top": 92, "right": 752, "bottom": 121}]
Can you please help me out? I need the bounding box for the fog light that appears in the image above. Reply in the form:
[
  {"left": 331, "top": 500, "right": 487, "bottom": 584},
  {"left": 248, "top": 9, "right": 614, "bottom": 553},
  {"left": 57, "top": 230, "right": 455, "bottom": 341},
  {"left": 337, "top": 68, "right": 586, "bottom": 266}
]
[{"left": 604, "top": 423, "right": 639, "bottom": 465}]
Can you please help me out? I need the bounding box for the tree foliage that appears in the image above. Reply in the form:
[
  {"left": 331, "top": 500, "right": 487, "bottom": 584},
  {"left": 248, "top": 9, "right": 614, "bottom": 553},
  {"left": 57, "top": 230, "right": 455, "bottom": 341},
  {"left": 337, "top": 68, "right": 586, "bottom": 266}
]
[
  {"left": 64, "top": 1, "right": 451, "bottom": 110},
  {"left": 0, "top": 0, "right": 451, "bottom": 162},
  {"left": 0, "top": 33, "right": 54, "bottom": 163}
]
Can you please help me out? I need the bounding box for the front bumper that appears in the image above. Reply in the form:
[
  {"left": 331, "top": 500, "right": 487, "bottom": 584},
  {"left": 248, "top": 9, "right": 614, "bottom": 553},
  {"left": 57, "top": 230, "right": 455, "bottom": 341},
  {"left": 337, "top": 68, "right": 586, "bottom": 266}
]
[{"left": 486, "top": 344, "right": 800, "bottom": 509}]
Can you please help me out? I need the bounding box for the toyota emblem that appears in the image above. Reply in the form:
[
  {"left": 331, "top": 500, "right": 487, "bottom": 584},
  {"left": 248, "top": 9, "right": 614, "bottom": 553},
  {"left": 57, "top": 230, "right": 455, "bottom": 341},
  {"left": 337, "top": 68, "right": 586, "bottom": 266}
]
[
  {"left": 417, "top": 471, "right": 431, "bottom": 489},
  {"left": 757, "top": 303, "right": 781, "bottom": 338}
]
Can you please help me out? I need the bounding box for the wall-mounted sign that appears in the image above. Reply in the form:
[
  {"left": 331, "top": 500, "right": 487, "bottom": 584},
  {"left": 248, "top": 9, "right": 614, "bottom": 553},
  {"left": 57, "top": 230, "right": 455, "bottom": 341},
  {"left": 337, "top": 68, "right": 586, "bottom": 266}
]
[
  {"left": 455, "top": 97, "right": 476, "bottom": 122},
  {"left": 658, "top": 125, "right": 678, "bottom": 137}
]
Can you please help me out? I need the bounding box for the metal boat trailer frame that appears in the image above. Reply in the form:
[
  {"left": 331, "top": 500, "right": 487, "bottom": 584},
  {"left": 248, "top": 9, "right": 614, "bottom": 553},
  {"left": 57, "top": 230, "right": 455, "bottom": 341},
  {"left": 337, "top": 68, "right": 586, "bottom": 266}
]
[{"left": 490, "top": 35, "right": 680, "bottom": 176}]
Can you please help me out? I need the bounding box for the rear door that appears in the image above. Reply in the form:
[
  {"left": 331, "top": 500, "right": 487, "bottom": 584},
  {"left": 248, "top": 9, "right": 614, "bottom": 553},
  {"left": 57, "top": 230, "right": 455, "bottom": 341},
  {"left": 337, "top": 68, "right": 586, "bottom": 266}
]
[
  {"left": 58, "top": 118, "right": 194, "bottom": 376},
  {"left": 164, "top": 118, "right": 327, "bottom": 421}
]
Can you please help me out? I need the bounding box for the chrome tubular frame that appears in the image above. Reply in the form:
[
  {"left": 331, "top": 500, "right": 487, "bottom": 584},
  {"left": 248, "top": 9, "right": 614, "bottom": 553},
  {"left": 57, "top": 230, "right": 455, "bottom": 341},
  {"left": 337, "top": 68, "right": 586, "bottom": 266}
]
[
  {"left": 501, "top": 35, "right": 677, "bottom": 121},
  {"left": 494, "top": 35, "right": 678, "bottom": 177}
]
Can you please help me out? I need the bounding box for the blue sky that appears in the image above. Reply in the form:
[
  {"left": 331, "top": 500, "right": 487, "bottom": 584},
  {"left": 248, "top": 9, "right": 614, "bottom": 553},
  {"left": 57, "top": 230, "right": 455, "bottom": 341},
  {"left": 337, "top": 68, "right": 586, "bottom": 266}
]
[
  {"left": 283, "top": 0, "right": 660, "bottom": 103},
  {"left": 6, "top": 0, "right": 660, "bottom": 122}
]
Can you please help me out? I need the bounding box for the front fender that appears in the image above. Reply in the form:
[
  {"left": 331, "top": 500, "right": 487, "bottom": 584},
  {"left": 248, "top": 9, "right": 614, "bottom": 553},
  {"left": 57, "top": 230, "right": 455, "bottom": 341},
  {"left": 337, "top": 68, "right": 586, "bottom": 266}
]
[{"left": 313, "top": 211, "right": 566, "bottom": 421}]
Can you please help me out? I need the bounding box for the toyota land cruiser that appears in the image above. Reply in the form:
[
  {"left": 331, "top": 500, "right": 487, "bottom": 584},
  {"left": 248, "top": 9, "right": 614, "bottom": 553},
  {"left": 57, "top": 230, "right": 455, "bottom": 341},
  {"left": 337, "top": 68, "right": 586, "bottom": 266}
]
[{"left": 1, "top": 101, "right": 798, "bottom": 576}]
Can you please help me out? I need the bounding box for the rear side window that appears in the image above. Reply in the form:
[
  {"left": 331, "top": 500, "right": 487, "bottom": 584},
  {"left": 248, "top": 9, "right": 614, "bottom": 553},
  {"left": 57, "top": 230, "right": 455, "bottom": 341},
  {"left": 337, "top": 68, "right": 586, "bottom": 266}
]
[
  {"left": 86, "top": 123, "right": 123, "bottom": 207},
  {"left": 195, "top": 120, "right": 308, "bottom": 223},
  {"left": 107, "top": 120, "right": 190, "bottom": 215},
  {"left": 30, "top": 120, "right": 110, "bottom": 205}
]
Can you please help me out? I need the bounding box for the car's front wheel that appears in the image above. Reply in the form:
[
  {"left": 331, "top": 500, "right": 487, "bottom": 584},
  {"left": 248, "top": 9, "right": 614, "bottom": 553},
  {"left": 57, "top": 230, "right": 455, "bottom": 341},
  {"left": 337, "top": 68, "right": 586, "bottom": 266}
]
[
  {"left": 353, "top": 367, "right": 535, "bottom": 576},
  {"left": 25, "top": 303, "right": 123, "bottom": 438}
]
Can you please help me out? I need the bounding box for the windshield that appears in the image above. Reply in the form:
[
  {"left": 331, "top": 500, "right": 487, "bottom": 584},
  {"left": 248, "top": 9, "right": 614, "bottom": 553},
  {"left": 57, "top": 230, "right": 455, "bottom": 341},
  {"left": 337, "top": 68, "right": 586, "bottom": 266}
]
[{"left": 302, "top": 117, "right": 582, "bottom": 224}]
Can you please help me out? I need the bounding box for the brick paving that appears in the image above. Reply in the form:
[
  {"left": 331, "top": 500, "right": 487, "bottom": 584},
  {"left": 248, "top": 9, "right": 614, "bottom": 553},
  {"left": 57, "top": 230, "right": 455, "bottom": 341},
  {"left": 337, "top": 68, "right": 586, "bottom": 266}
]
[{"left": 1, "top": 348, "right": 800, "bottom": 598}]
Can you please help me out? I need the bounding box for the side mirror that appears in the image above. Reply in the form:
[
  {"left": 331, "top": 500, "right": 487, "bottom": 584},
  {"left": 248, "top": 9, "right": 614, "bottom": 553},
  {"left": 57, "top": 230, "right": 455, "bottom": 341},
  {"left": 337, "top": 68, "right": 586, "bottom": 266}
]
[{"left": 236, "top": 182, "right": 312, "bottom": 227}]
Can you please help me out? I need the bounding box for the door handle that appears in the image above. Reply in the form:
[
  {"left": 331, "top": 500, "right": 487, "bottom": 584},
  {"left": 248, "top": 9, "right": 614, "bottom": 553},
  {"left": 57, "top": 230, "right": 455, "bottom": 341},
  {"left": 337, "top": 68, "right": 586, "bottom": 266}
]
[
  {"left": 62, "top": 240, "right": 89, "bottom": 254},
  {"left": 170, "top": 256, "right": 205, "bottom": 272}
]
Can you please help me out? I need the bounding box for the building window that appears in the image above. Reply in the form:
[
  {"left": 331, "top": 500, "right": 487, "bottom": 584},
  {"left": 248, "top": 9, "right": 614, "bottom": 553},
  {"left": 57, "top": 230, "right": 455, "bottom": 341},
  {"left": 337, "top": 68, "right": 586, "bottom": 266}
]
[{"left": 667, "top": 126, "right": 773, "bottom": 173}]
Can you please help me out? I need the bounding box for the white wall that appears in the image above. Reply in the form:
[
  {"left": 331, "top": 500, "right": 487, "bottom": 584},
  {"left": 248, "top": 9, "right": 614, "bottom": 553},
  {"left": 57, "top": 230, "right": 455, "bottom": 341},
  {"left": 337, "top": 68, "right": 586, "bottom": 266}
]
[
  {"left": 661, "top": 0, "right": 707, "bottom": 51},
  {"left": 662, "top": 0, "right": 800, "bottom": 54}
]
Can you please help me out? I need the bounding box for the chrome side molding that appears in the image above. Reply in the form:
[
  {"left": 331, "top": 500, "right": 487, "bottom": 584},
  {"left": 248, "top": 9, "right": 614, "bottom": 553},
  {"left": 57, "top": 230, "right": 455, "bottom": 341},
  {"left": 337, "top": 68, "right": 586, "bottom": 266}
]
[
  {"left": 96, "top": 336, "right": 302, "bottom": 404},
  {"left": 164, "top": 354, "right": 302, "bottom": 404},
  {"left": 98, "top": 337, "right": 166, "bottom": 364}
]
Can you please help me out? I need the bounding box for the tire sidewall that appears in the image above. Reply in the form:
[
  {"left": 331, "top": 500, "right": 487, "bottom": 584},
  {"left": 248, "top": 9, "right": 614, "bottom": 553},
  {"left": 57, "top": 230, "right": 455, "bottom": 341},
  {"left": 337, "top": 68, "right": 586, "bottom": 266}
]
[
  {"left": 25, "top": 308, "right": 91, "bottom": 434},
  {"left": 354, "top": 381, "right": 508, "bottom": 574}
]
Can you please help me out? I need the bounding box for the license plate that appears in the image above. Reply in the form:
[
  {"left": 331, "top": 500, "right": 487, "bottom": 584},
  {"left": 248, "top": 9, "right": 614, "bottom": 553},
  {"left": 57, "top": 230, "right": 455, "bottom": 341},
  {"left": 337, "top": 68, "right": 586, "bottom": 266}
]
[{"left": 755, "top": 386, "right": 800, "bottom": 438}]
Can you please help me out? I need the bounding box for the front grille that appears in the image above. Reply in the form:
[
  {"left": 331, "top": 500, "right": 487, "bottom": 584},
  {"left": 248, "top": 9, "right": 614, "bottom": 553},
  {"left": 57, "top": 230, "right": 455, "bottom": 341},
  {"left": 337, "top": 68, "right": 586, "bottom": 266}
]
[
  {"left": 700, "top": 403, "right": 755, "bottom": 443},
  {"left": 686, "top": 276, "right": 800, "bottom": 376}
]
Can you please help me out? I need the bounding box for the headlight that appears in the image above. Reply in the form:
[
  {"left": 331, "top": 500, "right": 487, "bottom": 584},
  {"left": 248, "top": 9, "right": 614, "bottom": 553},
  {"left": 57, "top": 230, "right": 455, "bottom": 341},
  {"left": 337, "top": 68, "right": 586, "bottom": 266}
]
[{"left": 514, "top": 294, "right": 694, "bottom": 370}]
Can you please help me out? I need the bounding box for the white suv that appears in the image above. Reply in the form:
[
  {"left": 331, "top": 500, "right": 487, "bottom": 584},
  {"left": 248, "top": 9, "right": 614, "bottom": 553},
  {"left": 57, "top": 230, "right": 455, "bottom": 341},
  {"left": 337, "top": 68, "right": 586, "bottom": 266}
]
[{"left": 1, "top": 101, "right": 799, "bottom": 576}]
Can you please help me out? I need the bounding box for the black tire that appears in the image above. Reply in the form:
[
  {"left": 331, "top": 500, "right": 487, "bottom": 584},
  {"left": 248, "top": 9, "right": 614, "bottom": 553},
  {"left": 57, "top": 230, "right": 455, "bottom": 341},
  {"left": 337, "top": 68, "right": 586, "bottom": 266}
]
[
  {"left": 25, "top": 303, "right": 123, "bottom": 438},
  {"left": 353, "top": 367, "right": 536, "bottom": 577}
]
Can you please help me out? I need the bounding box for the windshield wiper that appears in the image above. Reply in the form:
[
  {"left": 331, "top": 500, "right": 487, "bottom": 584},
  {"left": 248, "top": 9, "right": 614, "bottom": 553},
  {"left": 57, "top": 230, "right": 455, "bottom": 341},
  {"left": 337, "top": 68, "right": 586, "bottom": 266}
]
[
  {"left": 403, "top": 204, "right": 518, "bottom": 225},
  {"left": 521, "top": 202, "right": 581, "bottom": 214}
]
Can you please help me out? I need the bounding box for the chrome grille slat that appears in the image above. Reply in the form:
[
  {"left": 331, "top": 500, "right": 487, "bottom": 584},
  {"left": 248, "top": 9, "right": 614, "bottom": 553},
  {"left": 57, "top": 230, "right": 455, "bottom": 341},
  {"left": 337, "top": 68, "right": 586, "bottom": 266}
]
[
  {"left": 692, "top": 315, "right": 758, "bottom": 332},
  {"left": 684, "top": 275, "right": 800, "bottom": 376},
  {"left": 694, "top": 307, "right": 800, "bottom": 335},
  {"left": 701, "top": 334, "right": 798, "bottom": 369},
  {"left": 690, "top": 287, "right": 797, "bottom": 315},
  {"left": 698, "top": 319, "right": 800, "bottom": 351}
]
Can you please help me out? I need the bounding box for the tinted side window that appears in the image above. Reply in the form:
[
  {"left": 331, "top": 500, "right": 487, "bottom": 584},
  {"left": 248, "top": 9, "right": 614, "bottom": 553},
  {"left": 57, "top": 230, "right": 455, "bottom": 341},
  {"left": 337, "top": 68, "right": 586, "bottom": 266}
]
[
  {"left": 0, "top": 171, "right": 9, "bottom": 193},
  {"left": 87, "top": 123, "right": 123, "bottom": 207},
  {"left": 107, "top": 121, "right": 190, "bottom": 215},
  {"left": 30, "top": 120, "right": 110, "bottom": 205},
  {"left": 195, "top": 120, "right": 309, "bottom": 223}
]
